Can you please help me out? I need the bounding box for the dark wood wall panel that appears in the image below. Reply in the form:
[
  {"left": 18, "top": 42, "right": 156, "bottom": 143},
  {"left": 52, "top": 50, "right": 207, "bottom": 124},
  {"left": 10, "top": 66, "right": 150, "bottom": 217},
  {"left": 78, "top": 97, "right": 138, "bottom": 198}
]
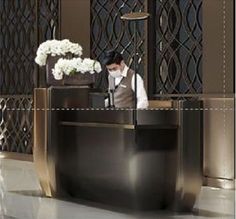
[
  {"left": 60, "top": 0, "right": 90, "bottom": 57},
  {"left": 203, "top": 0, "right": 234, "bottom": 94}
]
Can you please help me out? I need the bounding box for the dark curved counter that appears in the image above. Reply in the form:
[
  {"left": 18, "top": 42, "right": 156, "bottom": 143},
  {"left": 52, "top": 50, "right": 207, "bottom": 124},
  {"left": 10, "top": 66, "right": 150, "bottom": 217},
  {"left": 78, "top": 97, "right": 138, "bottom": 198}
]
[{"left": 34, "top": 87, "right": 202, "bottom": 211}]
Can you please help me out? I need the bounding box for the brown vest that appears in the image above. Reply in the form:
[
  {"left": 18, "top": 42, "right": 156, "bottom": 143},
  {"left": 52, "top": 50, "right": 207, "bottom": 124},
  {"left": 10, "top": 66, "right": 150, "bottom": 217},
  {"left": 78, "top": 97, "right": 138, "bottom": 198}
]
[{"left": 112, "top": 69, "right": 135, "bottom": 108}]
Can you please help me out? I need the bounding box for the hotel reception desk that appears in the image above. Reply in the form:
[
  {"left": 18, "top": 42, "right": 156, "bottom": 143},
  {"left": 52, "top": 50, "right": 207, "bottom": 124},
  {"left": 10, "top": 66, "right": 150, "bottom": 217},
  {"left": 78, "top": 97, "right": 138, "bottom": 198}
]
[{"left": 34, "top": 87, "right": 202, "bottom": 211}]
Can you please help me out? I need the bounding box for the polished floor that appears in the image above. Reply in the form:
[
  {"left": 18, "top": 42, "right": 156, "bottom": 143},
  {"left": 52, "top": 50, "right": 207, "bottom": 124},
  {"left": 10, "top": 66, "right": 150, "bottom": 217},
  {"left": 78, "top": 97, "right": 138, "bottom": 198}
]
[{"left": 0, "top": 159, "right": 235, "bottom": 219}]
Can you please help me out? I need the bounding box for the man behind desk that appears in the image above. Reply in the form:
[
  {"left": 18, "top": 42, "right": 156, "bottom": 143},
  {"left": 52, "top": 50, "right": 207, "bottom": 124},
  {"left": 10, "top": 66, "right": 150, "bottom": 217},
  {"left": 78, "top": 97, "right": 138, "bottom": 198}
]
[{"left": 103, "top": 50, "right": 149, "bottom": 109}]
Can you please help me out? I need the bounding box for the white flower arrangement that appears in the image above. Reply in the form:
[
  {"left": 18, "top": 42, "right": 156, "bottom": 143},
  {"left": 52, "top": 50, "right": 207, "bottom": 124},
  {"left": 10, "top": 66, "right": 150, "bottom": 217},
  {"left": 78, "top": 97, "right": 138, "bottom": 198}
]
[
  {"left": 52, "top": 57, "right": 102, "bottom": 80},
  {"left": 35, "top": 39, "right": 83, "bottom": 66}
]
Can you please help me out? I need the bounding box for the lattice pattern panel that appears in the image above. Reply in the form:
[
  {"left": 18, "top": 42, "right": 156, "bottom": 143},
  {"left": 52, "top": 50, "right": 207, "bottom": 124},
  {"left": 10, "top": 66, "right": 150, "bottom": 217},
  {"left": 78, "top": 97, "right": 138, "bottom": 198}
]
[
  {"left": 0, "top": 0, "right": 36, "bottom": 94},
  {"left": 37, "top": 0, "right": 61, "bottom": 87},
  {"left": 0, "top": 0, "right": 59, "bottom": 153},
  {"left": 154, "top": 0, "right": 202, "bottom": 95},
  {"left": 0, "top": 96, "right": 33, "bottom": 154},
  {"left": 0, "top": 0, "right": 60, "bottom": 94},
  {"left": 91, "top": 0, "right": 146, "bottom": 90},
  {"left": 38, "top": 0, "right": 60, "bottom": 46}
]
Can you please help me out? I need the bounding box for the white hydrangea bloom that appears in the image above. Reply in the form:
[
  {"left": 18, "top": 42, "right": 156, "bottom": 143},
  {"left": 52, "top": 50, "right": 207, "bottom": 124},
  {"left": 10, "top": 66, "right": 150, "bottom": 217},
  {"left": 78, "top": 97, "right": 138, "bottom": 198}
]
[
  {"left": 94, "top": 60, "right": 102, "bottom": 73},
  {"left": 35, "top": 39, "right": 83, "bottom": 66},
  {"left": 52, "top": 57, "right": 102, "bottom": 80}
]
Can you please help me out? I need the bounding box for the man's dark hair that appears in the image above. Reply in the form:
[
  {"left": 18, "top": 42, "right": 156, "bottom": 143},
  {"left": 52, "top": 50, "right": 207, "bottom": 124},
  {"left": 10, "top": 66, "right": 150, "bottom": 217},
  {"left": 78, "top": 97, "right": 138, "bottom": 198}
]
[{"left": 102, "top": 50, "right": 123, "bottom": 66}]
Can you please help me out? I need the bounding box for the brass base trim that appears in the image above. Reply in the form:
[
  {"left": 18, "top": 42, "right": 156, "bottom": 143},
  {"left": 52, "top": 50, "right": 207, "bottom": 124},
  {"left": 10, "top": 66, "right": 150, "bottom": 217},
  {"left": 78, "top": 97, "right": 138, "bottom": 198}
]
[
  {"left": 203, "top": 176, "right": 235, "bottom": 190},
  {"left": 0, "top": 152, "right": 33, "bottom": 162}
]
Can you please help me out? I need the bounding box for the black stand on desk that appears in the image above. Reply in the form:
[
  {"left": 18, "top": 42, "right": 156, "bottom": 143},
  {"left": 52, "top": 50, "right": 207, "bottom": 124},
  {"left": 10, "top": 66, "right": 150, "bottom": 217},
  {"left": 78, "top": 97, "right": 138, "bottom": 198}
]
[
  {"left": 108, "top": 76, "right": 115, "bottom": 108},
  {"left": 121, "top": 12, "right": 150, "bottom": 125}
]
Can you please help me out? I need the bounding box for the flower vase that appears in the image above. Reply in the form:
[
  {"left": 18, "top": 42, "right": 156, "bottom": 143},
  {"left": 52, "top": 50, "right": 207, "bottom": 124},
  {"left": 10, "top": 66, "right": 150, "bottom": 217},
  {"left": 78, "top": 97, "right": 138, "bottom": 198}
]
[{"left": 63, "top": 72, "right": 95, "bottom": 86}]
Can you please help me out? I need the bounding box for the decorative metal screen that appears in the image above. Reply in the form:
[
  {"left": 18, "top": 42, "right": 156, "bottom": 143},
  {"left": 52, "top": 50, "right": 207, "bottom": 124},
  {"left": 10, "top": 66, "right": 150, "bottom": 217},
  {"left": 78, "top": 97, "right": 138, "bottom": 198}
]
[
  {"left": 0, "top": 96, "right": 33, "bottom": 153},
  {"left": 0, "top": 0, "right": 60, "bottom": 153},
  {"left": 0, "top": 0, "right": 36, "bottom": 94},
  {"left": 37, "top": 0, "right": 60, "bottom": 87},
  {"left": 38, "top": 0, "right": 60, "bottom": 43},
  {"left": 91, "top": 0, "right": 146, "bottom": 90},
  {"left": 150, "top": 0, "right": 202, "bottom": 97}
]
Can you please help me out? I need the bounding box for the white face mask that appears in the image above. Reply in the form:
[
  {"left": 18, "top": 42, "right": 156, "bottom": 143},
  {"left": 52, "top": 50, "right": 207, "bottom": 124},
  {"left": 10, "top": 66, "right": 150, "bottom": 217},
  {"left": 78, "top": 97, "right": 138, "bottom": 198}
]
[{"left": 108, "top": 69, "right": 122, "bottom": 78}]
